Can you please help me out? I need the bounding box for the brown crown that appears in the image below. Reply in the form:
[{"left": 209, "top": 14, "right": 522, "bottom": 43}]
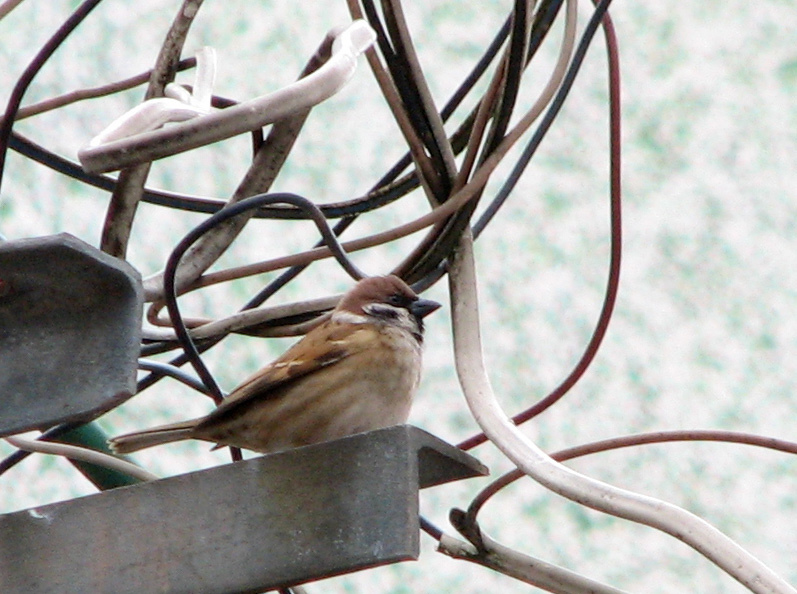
[{"left": 336, "top": 275, "right": 417, "bottom": 314}]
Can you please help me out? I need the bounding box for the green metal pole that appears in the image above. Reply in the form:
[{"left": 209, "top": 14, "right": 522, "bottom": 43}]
[{"left": 59, "top": 423, "right": 142, "bottom": 489}]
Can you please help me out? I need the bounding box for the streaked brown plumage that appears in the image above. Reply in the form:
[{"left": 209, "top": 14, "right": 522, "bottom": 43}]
[{"left": 110, "top": 275, "right": 440, "bottom": 454}]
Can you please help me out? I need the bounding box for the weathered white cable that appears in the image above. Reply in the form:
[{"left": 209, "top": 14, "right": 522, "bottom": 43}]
[
  {"left": 6, "top": 435, "right": 159, "bottom": 482},
  {"left": 448, "top": 233, "right": 795, "bottom": 594},
  {"left": 439, "top": 531, "right": 630, "bottom": 594},
  {"left": 184, "top": 46, "right": 216, "bottom": 109},
  {"left": 85, "top": 47, "right": 216, "bottom": 148},
  {"left": 78, "top": 20, "right": 376, "bottom": 173},
  {"left": 141, "top": 294, "right": 339, "bottom": 342}
]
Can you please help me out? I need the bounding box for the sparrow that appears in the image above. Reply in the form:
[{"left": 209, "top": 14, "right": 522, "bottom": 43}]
[{"left": 110, "top": 275, "right": 441, "bottom": 455}]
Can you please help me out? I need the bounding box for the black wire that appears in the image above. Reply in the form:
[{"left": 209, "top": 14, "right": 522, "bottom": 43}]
[
  {"left": 242, "top": 216, "right": 356, "bottom": 310},
  {"left": 420, "top": 514, "right": 444, "bottom": 541},
  {"left": 448, "top": 0, "right": 564, "bottom": 252},
  {"left": 440, "top": 17, "right": 511, "bottom": 121},
  {"left": 482, "top": 0, "right": 530, "bottom": 155},
  {"left": 473, "top": 0, "right": 614, "bottom": 237},
  {"left": 162, "top": 191, "right": 367, "bottom": 402},
  {"left": 527, "top": 0, "right": 566, "bottom": 64},
  {"left": 410, "top": 263, "right": 446, "bottom": 296},
  {"left": 0, "top": 0, "right": 105, "bottom": 195},
  {"left": 382, "top": 1, "right": 571, "bottom": 284},
  {"left": 137, "top": 359, "right": 213, "bottom": 396},
  {"left": 358, "top": 2, "right": 517, "bottom": 209},
  {"left": 139, "top": 209, "right": 383, "bottom": 400},
  {"left": 412, "top": 0, "right": 613, "bottom": 293},
  {"left": 158, "top": 192, "right": 368, "bottom": 462},
  {"left": 482, "top": 0, "right": 571, "bottom": 153},
  {"left": 138, "top": 215, "right": 351, "bottom": 356},
  {"left": 405, "top": 1, "right": 531, "bottom": 280},
  {"left": 139, "top": 338, "right": 186, "bottom": 356},
  {"left": 9, "top": 131, "right": 218, "bottom": 209},
  {"left": 376, "top": 2, "right": 450, "bottom": 187},
  {"left": 8, "top": 131, "right": 418, "bottom": 219},
  {"left": 362, "top": 0, "right": 446, "bottom": 174},
  {"left": 136, "top": 219, "right": 356, "bottom": 396},
  {"left": 330, "top": 8, "right": 508, "bottom": 194}
]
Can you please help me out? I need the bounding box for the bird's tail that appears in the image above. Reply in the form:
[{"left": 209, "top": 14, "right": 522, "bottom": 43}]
[{"left": 108, "top": 420, "right": 198, "bottom": 454}]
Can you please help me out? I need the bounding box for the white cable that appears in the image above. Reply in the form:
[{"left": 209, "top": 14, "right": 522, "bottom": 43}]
[
  {"left": 5, "top": 435, "right": 159, "bottom": 483},
  {"left": 448, "top": 233, "right": 796, "bottom": 594},
  {"left": 78, "top": 21, "right": 376, "bottom": 173}
]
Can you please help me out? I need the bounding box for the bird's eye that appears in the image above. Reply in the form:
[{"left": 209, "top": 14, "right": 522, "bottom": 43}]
[{"left": 387, "top": 293, "right": 405, "bottom": 306}]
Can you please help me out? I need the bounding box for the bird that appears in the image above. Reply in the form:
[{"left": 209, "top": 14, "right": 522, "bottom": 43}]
[{"left": 110, "top": 275, "right": 441, "bottom": 455}]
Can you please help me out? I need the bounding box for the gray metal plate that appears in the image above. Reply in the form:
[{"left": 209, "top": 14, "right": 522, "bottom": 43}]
[
  {"left": 0, "top": 425, "right": 487, "bottom": 594},
  {"left": 0, "top": 233, "right": 142, "bottom": 436}
]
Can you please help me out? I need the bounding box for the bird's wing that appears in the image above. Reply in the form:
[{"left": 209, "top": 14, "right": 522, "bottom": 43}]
[{"left": 199, "top": 321, "right": 375, "bottom": 425}]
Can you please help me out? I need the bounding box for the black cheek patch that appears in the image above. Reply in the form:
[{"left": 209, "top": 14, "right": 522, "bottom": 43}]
[{"left": 366, "top": 304, "right": 401, "bottom": 321}]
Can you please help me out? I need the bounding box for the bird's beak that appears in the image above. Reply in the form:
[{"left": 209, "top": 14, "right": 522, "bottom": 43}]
[{"left": 410, "top": 298, "right": 441, "bottom": 319}]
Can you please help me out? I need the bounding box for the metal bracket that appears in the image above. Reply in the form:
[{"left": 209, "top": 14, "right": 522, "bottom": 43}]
[
  {"left": 0, "top": 233, "right": 142, "bottom": 436},
  {"left": 0, "top": 425, "right": 487, "bottom": 594}
]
